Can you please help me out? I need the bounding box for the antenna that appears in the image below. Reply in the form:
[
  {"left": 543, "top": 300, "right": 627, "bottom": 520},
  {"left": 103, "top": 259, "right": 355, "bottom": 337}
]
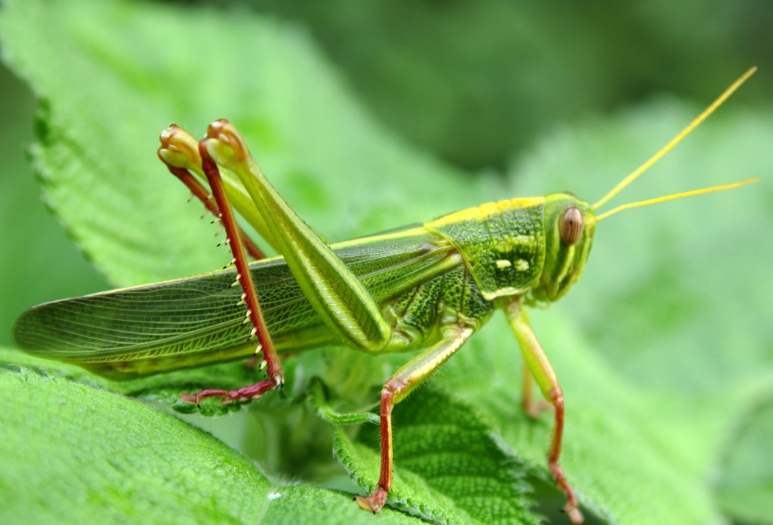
[
  {"left": 592, "top": 178, "right": 759, "bottom": 223},
  {"left": 592, "top": 67, "right": 757, "bottom": 212}
]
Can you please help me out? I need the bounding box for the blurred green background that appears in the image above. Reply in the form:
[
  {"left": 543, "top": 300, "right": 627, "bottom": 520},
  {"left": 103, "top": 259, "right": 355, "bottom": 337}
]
[{"left": 1, "top": 0, "right": 771, "bottom": 346}]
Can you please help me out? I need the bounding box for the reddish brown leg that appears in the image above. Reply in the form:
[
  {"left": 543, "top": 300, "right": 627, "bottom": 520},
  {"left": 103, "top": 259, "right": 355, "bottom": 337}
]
[
  {"left": 156, "top": 125, "right": 289, "bottom": 406},
  {"left": 355, "top": 388, "right": 394, "bottom": 511},
  {"left": 544, "top": 386, "right": 581, "bottom": 521},
  {"left": 504, "top": 300, "right": 583, "bottom": 524},
  {"left": 356, "top": 325, "right": 472, "bottom": 512},
  {"left": 158, "top": 124, "right": 282, "bottom": 404},
  {"left": 193, "top": 131, "right": 284, "bottom": 391}
]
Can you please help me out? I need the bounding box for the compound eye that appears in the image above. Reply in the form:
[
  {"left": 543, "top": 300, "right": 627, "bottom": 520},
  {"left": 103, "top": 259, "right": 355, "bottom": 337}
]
[{"left": 559, "top": 207, "right": 583, "bottom": 245}]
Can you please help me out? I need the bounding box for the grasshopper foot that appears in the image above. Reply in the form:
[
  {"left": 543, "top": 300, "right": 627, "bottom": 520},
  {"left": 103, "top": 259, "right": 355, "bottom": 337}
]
[
  {"left": 355, "top": 487, "right": 387, "bottom": 514},
  {"left": 550, "top": 462, "right": 583, "bottom": 524},
  {"left": 563, "top": 502, "right": 584, "bottom": 524},
  {"left": 180, "top": 379, "right": 277, "bottom": 405}
]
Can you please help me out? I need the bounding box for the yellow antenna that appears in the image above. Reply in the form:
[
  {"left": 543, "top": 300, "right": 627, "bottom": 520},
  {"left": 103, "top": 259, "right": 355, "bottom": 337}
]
[
  {"left": 592, "top": 178, "right": 759, "bottom": 223},
  {"left": 592, "top": 66, "right": 757, "bottom": 211}
]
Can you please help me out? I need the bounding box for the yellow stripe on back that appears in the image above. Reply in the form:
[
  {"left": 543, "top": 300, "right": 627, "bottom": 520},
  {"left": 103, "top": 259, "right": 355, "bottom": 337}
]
[{"left": 427, "top": 197, "right": 545, "bottom": 229}]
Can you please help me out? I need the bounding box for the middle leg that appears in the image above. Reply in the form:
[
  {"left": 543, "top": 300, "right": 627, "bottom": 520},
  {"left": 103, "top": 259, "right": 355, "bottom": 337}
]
[{"left": 355, "top": 323, "right": 474, "bottom": 512}]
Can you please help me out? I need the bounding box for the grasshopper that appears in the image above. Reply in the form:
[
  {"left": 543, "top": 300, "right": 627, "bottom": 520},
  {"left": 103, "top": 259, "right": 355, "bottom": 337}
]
[{"left": 12, "top": 68, "right": 758, "bottom": 523}]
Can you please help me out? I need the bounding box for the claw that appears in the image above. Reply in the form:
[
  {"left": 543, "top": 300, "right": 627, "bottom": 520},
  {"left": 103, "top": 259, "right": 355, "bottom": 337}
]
[
  {"left": 564, "top": 503, "right": 584, "bottom": 524},
  {"left": 179, "top": 393, "right": 201, "bottom": 405},
  {"left": 355, "top": 488, "right": 387, "bottom": 514}
]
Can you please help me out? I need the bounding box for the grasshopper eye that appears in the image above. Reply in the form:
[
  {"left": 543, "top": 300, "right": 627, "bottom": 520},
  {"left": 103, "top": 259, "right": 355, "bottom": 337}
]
[{"left": 559, "top": 207, "right": 583, "bottom": 245}]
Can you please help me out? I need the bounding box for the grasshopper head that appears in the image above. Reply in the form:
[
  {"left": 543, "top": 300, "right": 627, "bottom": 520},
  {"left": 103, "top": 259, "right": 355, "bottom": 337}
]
[{"left": 529, "top": 193, "right": 596, "bottom": 304}]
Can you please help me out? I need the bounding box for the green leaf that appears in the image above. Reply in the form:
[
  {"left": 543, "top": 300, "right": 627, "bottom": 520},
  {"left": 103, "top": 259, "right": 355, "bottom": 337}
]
[
  {"left": 0, "top": 346, "right": 265, "bottom": 416},
  {"left": 717, "top": 395, "right": 773, "bottom": 525},
  {"left": 0, "top": 364, "right": 423, "bottom": 525},
  {"left": 0, "top": 365, "right": 266, "bottom": 524}
]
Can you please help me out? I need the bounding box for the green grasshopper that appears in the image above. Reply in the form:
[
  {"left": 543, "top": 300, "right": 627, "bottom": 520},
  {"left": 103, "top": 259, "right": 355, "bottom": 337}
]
[{"left": 12, "top": 67, "right": 758, "bottom": 524}]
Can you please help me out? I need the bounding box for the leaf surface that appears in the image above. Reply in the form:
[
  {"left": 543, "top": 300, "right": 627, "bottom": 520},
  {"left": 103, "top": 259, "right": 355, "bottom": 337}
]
[{"left": 0, "top": 364, "right": 423, "bottom": 525}]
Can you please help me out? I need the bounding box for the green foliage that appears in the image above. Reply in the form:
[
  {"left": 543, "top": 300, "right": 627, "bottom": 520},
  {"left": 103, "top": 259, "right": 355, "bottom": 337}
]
[
  {"left": 225, "top": 0, "right": 773, "bottom": 170},
  {"left": 717, "top": 399, "right": 773, "bottom": 524},
  {"left": 0, "top": 365, "right": 419, "bottom": 525},
  {"left": 1, "top": 1, "right": 772, "bottom": 525}
]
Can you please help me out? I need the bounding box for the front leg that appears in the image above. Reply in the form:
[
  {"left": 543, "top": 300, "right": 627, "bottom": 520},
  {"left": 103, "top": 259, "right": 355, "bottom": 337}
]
[
  {"left": 356, "top": 324, "right": 474, "bottom": 512},
  {"left": 504, "top": 300, "right": 583, "bottom": 524}
]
